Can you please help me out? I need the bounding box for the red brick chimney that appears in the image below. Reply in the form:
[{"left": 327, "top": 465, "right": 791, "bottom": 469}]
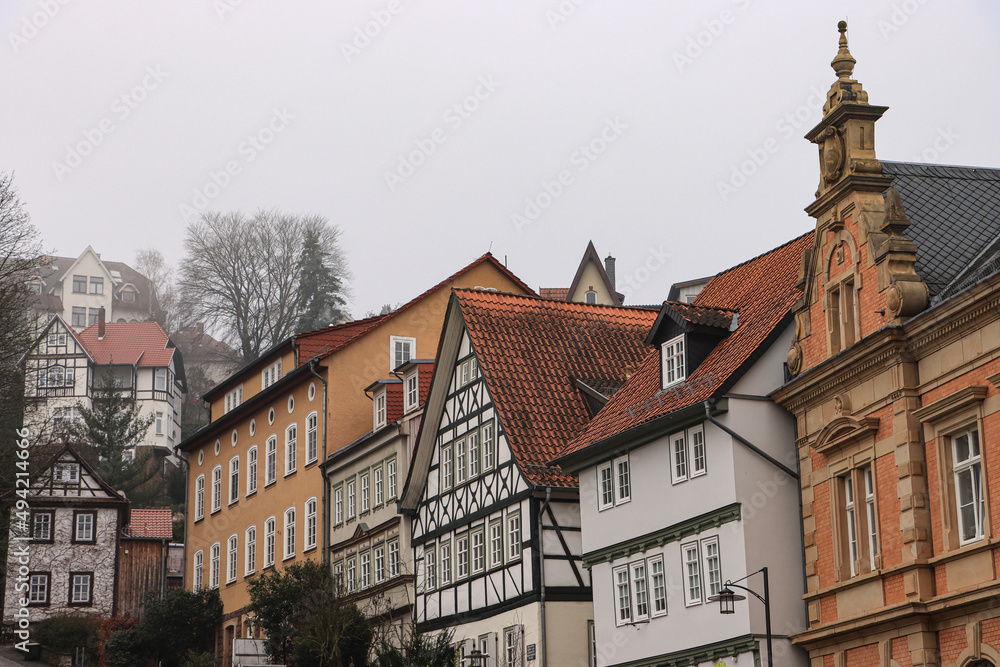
[{"left": 98, "top": 307, "right": 106, "bottom": 340}]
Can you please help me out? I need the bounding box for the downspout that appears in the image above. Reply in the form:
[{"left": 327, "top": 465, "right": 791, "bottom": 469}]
[
  {"left": 308, "top": 361, "right": 329, "bottom": 565},
  {"left": 538, "top": 487, "right": 552, "bottom": 667},
  {"left": 702, "top": 401, "right": 798, "bottom": 480}
]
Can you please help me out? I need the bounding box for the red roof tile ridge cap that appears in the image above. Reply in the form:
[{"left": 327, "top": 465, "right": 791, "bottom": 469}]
[
  {"left": 694, "top": 231, "right": 812, "bottom": 291},
  {"left": 454, "top": 288, "right": 658, "bottom": 312},
  {"left": 295, "top": 314, "right": 387, "bottom": 340}
]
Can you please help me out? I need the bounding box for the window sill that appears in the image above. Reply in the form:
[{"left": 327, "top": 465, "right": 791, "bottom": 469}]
[
  {"left": 303, "top": 546, "right": 317, "bottom": 554},
  {"left": 284, "top": 470, "right": 297, "bottom": 478},
  {"left": 245, "top": 490, "right": 257, "bottom": 499}
]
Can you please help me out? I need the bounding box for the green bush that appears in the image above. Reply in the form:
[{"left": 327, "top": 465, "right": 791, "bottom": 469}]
[
  {"left": 33, "top": 614, "right": 100, "bottom": 654},
  {"left": 180, "top": 651, "right": 216, "bottom": 667}
]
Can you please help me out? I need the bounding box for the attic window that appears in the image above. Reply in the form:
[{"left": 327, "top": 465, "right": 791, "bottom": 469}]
[
  {"left": 390, "top": 336, "right": 415, "bottom": 372},
  {"left": 404, "top": 370, "right": 419, "bottom": 413},
  {"left": 122, "top": 289, "right": 135, "bottom": 303},
  {"left": 28, "top": 281, "right": 41, "bottom": 294},
  {"left": 374, "top": 389, "right": 387, "bottom": 429},
  {"left": 661, "top": 335, "right": 686, "bottom": 389},
  {"left": 586, "top": 290, "right": 597, "bottom": 304}
]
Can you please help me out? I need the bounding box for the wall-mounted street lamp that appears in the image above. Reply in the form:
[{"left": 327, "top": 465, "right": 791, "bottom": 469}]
[
  {"left": 467, "top": 648, "right": 487, "bottom": 667},
  {"left": 707, "top": 566, "right": 772, "bottom": 667}
]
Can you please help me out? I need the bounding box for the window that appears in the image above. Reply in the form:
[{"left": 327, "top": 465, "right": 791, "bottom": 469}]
[
  {"left": 210, "top": 543, "right": 220, "bottom": 589},
  {"left": 472, "top": 528, "right": 485, "bottom": 574},
  {"left": 264, "top": 518, "right": 275, "bottom": 567},
  {"left": 456, "top": 438, "right": 467, "bottom": 484},
  {"left": 507, "top": 512, "right": 521, "bottom": 561},
  {"left": 374, "top": 390, "right": 387, "bottom": 429},
  {"left": 266, "top": 437, "right": 277, "bottom": 485},
  {"left": 155, "top": 368, "right": 168, "bottom": 391},
  {"left": 89, "top": 276, "right": 103, "bottom": 295},
  {"left": 469, "top": 431, "right": 480, "bottom": 478},
  {"left": 691, "top": 426, "right": 707, "bottom": 476},
  {"left": 374, "top": 465, "right": 384, "bottom": 507},
  {"left": 284, "top": 508, "right": 296, "bottom": 559},
  {"left": 195, "top": 475, "right": 205, "bottom": 520},
  {"left": 614, "top": 556, "right": 669, "bottom": 625},
  {"left": 682, "top": 542, "right": 702, "bottom": 606},
  {"left": 441, "top": 445, "right": 453, "bottom": 489},
  {"left": 374, "top": 544, "right": 385, "bottom": 583},
  {"left": 456, "top": 535, "right": 470, "bottom": 579},
  {"left": 247, "top": 446, "right": 257, "bottom": 495},
  {"left": 361, "top": 551, "right": 371, "bottom": 588},
  {"left": 661, "top": 335, "right": 686, "bottom": 388},
  {"left": 55, "top": 462, "right": 80, "bottom": 483},
  {"left": 615, "top": 565, "right": 632, "bottom": 624},
  {"left": 28, "top": 281, "right": 41, "bottom": 294},
  {"left": 439, "top": 540, "right": 452, "bottom": 585},
  {"left": 29, "top": 573, "right": 49, "bottom": 605},
  {"left": 74, "top": 511, "right": 95, "bottom": 543},
  {"left": 347, "top": 480, "right": 356, "bottom": 518},
  {"left": 306, "top": 412, "right": 318, "bottom": 464},
  {"left": 155, "top": 411, "right": 164, "bottom": 435},
  {"left": 334, "top": 485, "right": 344, "bottom": 525},
  {"left": 333, "top": 561, "right": 344, "bottom": 590},
  {"left": 954, "top": 428, "right": 985, "bottom": 544},
  {"left": 211, "top": 466, "right": 222, "bottom": 513},
  {"left": 387, "top": 458, "right": 397, "bottom": 499},
  {"left": 586, "top": 289, "right": 597, "bottom": 304},
  {"left": 72, "top": 275, "right": 86, "bottom": 293},
  {"left": 827, "top": 276, "right": 858, "bottom": 354},
  {"left": 262, "top": 359, "right": 282, "bottom": 390},
  {"left": 121, "top": 288, "right": 135, "bottom": 302},
  {"left": 225, "top": 385, "right": 244, "bottom": 413},
  {"left": 703, "top": 537, "right": 722, "bottom": 598},
  {"left": 88, "top": 308, "right": 100, "bottom": 326},
  {"left": 71, "top": 306, "right": 86, "bottom": 327},
  {"left": 598, "top": 463, "right": 614, "bottom": 510},
  {"left": 425, "top": 546, "right": 437, "bottom": 590},
  {"left": 347, "top": 558, "right": 357, "bottom": 593},
  {"left": 490, "top": 520, "right": 503, "bottom": 567},
  {"left": 71, "top": 574, "right": 93, "bottom": 604},
  {"left": 405, "top": 371, "right": 419, "bottom": 412},
  {"left": 285, "top": 424, "right": 297, "bottom": 474},
  {"left": 360, "top": 472, "right": 370, "bottom": 513},
  {"left": 864, "top": 466, "right": 879, "bottom": 568},
  {"left": 32, "top": 511, "right": 53, "bottom": 542},
  {"left": 598, "top": 455, "right": 631, "bottom": 509},
  {"left": 504, "top": 627, "right": 523, "bottom": 667},
  {"left": 671, "top": 432, "right": 688, "bottom": 483},
  {"left": 649, "top": 556, "right": 667, "bottom": 617},
  {"left": 482, "top": 422, "right": 496, "bottom": 471},
  {"left": 390, "top": 336, "right": 415, "bottom": 371},
  {"left": 246, "top": 526, "right": 256, "bottom": 575},
  {"left": 616, "top": 456, "right": 631, "bottom": 502},
  {"left": 227, "top": 535, "right": 238, "bottom": 584},
  {"left": 53, "top": 406, "right": 81, "bottom": 431},
  {"left": 194, "top": 551, "right": 204, "bottom": 591},
  {"left": 229, "top": 457, "right": 239, "bottom": 504},
  {"left": 630, "top": 561, "right": 649, "bottom": 621},
  {"left": 389, "top": 539, "right": 400, "bottom": 577},
  {"left": 836, "top": 464, "right": 879, "bottom": 578},
  {"left": 47, "top": 332, "right": 66, "bottom": 347},
  {"left": 671, "top": 425, "right": 707, "bottom": 484},
  {"left": 305, "top": 498, "right": 317, "bottom": 551},
  {"left": 41, "top": 364, "right": 73, "bottom": 388}
]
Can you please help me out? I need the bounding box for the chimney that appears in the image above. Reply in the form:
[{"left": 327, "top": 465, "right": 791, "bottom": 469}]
[
  {"left": 605, "top": 254, "right": 616, "bottom": 291},
  {"left": 98, "top": 307, "right": 106, "bottom": 339}
]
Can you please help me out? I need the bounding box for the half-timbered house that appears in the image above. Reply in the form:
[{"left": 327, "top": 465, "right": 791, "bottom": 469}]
[{"left": 400, "top": 290, "right": 658, "bottom": 667}]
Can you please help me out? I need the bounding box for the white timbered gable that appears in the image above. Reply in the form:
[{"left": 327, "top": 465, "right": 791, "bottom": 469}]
[{"left": 30, "top": 450, "right": 121, "bottom": 501}]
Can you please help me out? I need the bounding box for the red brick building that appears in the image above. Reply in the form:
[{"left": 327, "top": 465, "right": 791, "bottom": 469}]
[{"left": 774, "top": 23, "right": 1000, "bottom": 667}]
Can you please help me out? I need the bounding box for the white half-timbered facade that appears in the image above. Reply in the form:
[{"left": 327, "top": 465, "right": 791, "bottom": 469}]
[
  {"left": 2, "top": 446, "right": 128, "bottom": 627},
  {"left": 402, "top": 290, "right": 657, "bottom": 667}
]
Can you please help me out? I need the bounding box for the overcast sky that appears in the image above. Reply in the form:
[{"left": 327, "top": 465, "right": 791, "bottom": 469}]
[{"left": 3, "top": 1, "right": 998, "bottom": 317}]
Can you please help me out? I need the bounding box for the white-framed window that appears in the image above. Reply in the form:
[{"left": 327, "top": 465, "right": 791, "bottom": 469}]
[
  {"left": 472, "top": 528, "right": 485, "bottom": 574},
  {"left": 29, "top": 573, "right": 49, "bottom": 605},
  {"left": 614, "top": 565, "right": 632, "bottom": 625},
  {"left": 844, "top": 472, "right": 859, "bottom": 577},
  {"left": 361, "top": 551, "right": 371, "bottom": 589},
  {"left": 615, "top": 555, "right": 669, "bottom": 625},
  {"left": 154, "top": 368, "right": 168, "bottom": 391},
  {"left": 333, "top": 561, "right": 344, "bottom": 590},
  {"left": 649, "top": 556, "right": 667, "bottom": 617},
  {"left": 229, "top": 456, "right": 240, "bottom": 504},
  {"left": 953, "top": 428, "right": 985, "bottom": 544},
  {"left": 598, "top": 455, "right": 631, "bottom": 509},
  {"left": 74, "top": 512, "right": 95, "bottom": 542},
  {"left": 347, "top": 480, "right": 356, "bottom": 518},
  {"left": 390, "top": 335, "right": 415, "bottom": 371},
  {"left": 507, "top": 512, "right": 521, "bottom": 561},
  {"left": 360, "top": 472, "right": 370, "bottom": 514},
  {"left": 264, "top": 517, "right": 276, "bottom": 567},
  {"left": 672, "top": 425, "right": 707, "bottom": 484},
  {"left": 227, "top": 535, "right": 238, "bottom": 584},
  {"left": 245, "top": 526, "right": 256, "bottom": 576},
  {"left": 469, "top": 431, "right": 481, "bottom": 478},
  {"left": 598, "top": 463, "right": 614, "bottom": 510},
  {"left": 504, "top": 626, "right": 523, "bottom": 667},
  {"left": 347, "top": 557, "right": 357, "bottom": 593},
  {"left": 193, "top": 551, "right": 204, "bottom": 591},
  {"left": 387, "top": 458, "right": 397, "bottom": 499},
  {"left": 490, "top": 520, "right": 503, "bottom": 567},
  {"left": 225, "top": 385, "right": 243, "bottom": 413},
  {"left": 439, "top": 540, "right": 452, "bottom": 585},
  {"left": 247, "top": 446, "right": 258, "bottom": 495},
  {"left": 334, "top": 485, "right": 344, "bottom": 525},
  {"left": 89, "top": 276, "right": 103, "bottom": 294},
  {"left": 285, "top": 424, "right": 297, "bottom": 474},
  {"left": 682, "top": 542, "right": 702, "bottom": 606},
  {"left": 195, "top": 474, "right": 205, "bottom": 520},
  {"left": 702, "top": 537, "right": 722, "bottom": 598},
  {"left": 661, "top": 335, "right": 686, "bottom": 388},
  {"left": 456, "top": 438, "right": 467, "bottom": 484},
  {"left": 306, "top": 412, "right": 318, "bottom": 464},
  {"left": 284, "top": 507, "right": 296, "bottom": 560},
  {"left": 616, "top": 455, "right": 631, "bottom": 503},
  {"left": 441, "top": 444, "right": 453, "bottom": 489},
  {"left": 456, "top": 534, "right": 470, "bottom": 579},
  {"left": 155, "top": 411, "right": 164, "bottom": 435},
  {"left": 266, "top": 436, "right": 277, "bottom": 485},
  {"left": 374, "top": 544, "right": 385, "bottom": 583},
  {"left": 211, "top": 466, "right": 222, "bottom": 513},
  {"left": 69, "top": 572, "right": 92, "bottom": 605},
  {"left": 305, "top": 497, "right": 317, "bottom": 551},
  {"left": 210, "top": 542, "right": 220, "bottom": 589},
  {"left": 374, "top": 390, "right": 387, "bottom": 429},
  {"left": 671, "top": 432, "right": 688, "bottom": 483},
  {"left": 374, "top": 465, "right": 384, "bottom": 507},
  {"left": 425, "top": 546, "right": 437, "bottom": 590},
  {"left": 837, "top": 464, "right": 880, "bottom": 579},
  {"left": 690, "top": 425, "right": 707, "bottom": 477},
  {"left": 482, "top": 422, "right": 496, "bottom": 471},
  {"left": 47, "top": 332, "right": 67, "bottom": 348},
  {"left": 262, "top": 359, "right": 282, "bottom": 390},
  {"left": 864, "top": 466, "right": 879, "bottom": 570},
  {"left": 405, "top": 370, "right": 419, "bottom": 412},
  {"left": 630, "top": 560, "right": 650, "bottom": 622},
  {"left": 32, "top": 511, "right": 52, "bottom": 541},
  {"left": 389, "top": 539, "right": 400, "bottom": 577}
]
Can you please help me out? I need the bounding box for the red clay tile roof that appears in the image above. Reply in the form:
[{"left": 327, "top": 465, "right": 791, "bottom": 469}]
[
  {"left": 555, "top": 233, "right": 811, "bottom": 462},
  {"left": 125, "top": 508, "right": 174, "bottom": 539},
  {"left": 539, "top": 287, "right": 570, "bottom": 300},
  {"left": 456, "top": 290, "right": 659, "bottom": 487},
  {"left": 76, "top": 321, "right": 175, "bottom": 367},
  {"left": 664, "top": 302, "right": 737, "bottom": 329}
]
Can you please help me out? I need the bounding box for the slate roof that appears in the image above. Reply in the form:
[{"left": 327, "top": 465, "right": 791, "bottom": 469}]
[
  {"left": 555, "top": 233, "right": 811, "bottom": 462},
  {"left": 455, "top": 290, "right": 659, "bottom": 487},
  {"left": 124, "top": 508, "right": 174, "bottom": 539},
  {"left": 882, "top": 161, "right": 1000, "bottom": 300},
  {"left": 76, "top": 321, "right": 176, "bottom": 367}
]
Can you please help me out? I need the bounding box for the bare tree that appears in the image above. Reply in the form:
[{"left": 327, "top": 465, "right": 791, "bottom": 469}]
[
  {"left": 177, "top": 210, "right": 351, "bottom": 362},
  {"left": 134, "top": 248, "right": 179, "bottom": 334}
]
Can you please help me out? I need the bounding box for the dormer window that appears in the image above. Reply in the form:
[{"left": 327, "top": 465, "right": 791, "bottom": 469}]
[
  {"left": 28, "top": 281, "right": 42, "bottom": 294},
  {"left": 262, "top": 359, "right": 282, "bottom": 390},
  {"left": 404, "top": 370, "right": 419, "bottom": 413},
  {"left": 390, "top": 336, "right": 415, "bottom": 371},
  {"left": 374, "top": 389, "right": 387, "bottom": 429},
  {"left": 661, "top": 335, "right": 686, "bottom": 388},
  {"left": 585, "top": 289, "right": 597, "bottom": 304},
  {"left": 121, "top": 288, "right": 136, "bottom": 303}
]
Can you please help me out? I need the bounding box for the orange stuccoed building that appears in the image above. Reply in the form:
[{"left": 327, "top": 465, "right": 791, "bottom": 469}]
[{"left": 773, "top": 23, "right": 1000, "bottom": 667}]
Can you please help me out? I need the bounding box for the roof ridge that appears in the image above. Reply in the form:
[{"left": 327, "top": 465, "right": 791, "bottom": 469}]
[
  {"left": 882, "top": 160, "right": 1000, "bottom": 178},
  {"left": 454, "top": 287, "right": 658, "bottom": 312},
  {"left": 693, "top": 231, "right": 812, "bottom": 292}
]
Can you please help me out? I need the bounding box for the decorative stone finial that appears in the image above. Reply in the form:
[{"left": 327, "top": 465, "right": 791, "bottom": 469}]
[{"left": 831, "top": 20, "right": 856, "bottom": 80}]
